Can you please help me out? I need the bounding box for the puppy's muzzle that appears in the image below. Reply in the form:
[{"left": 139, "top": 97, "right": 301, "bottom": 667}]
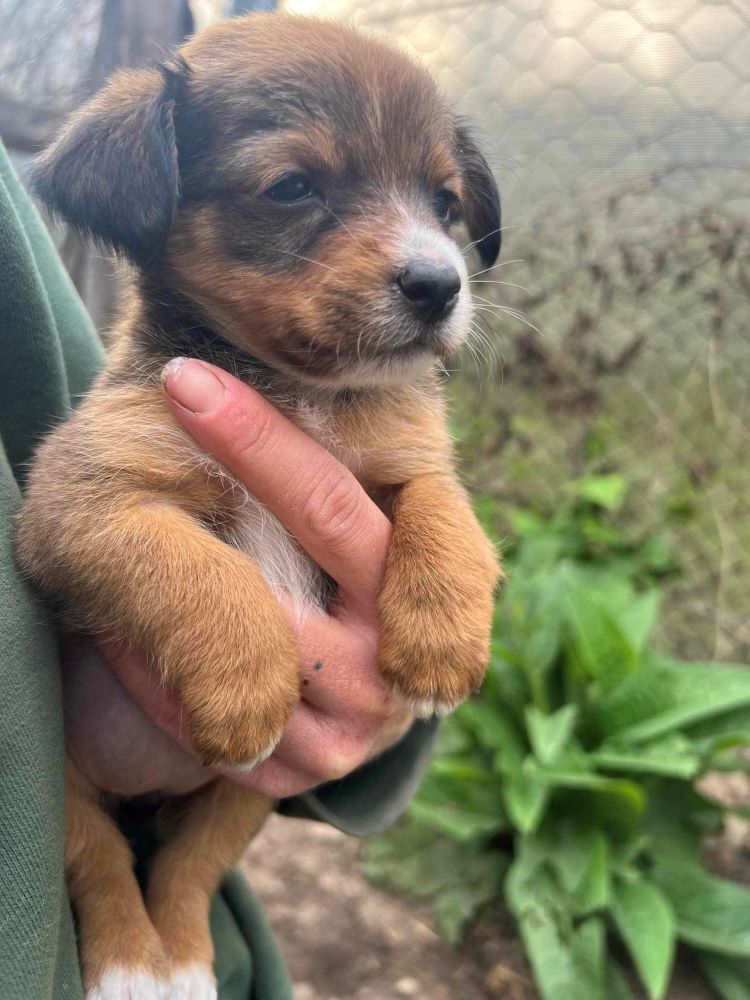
[{"left": 396, "top": 259, "right": 461, "bottom": 323}]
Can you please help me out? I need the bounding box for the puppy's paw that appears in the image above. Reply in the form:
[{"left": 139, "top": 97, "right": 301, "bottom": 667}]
[
  {"left": 86, "top": 968, "right": 168, "bottom": 1000},
  {"left": 165, "top": 965, "right": 217, "bottom": 1000},
  {"left": 378, "top": 625, "right": 491, "bottom": 719},
  {"left": 377, "top": 482, "right": 499, "bottom": 719},
  {"left": 179, "top": 609, "right": 299, "bottom": 769}
]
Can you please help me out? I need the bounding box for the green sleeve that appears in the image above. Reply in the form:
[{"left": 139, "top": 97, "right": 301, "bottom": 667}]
[
  {"left": 0, "top": 142, "right": 96, "bottom": 1000},
  {"left": 0, "top": 140, "right": 434, "bottom": 999},
  {"left": 279, "top": 718, "right": 438, "bottom": 836}
]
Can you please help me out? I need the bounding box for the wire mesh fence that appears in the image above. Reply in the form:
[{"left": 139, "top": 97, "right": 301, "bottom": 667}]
[{"left": 284, "top": 0, "right": 750, "bottom": 663}]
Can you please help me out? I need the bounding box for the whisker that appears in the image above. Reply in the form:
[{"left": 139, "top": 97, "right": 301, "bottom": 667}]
[
  {"left": 468, "top": 258, "right": 525, "bottom": 280},
  {"left": 461, "top": 225, "right": 514, "bottom": 253},
  {"left": 472, "top": 303, "right": 544, "bottom": 338},
  {"left": 322, "top": 204, "right": 365, "bottom": 251},
  {"left": 470, "top": 320, "right": 500, "bottom": 367},
  {"left": 469, "top": 279, "right": 531, "bottom": 294},
  {"left": 275, "top": 249, "right": 338, "bottom": 272}
]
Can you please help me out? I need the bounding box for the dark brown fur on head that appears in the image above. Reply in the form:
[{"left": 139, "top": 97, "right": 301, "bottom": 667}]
[{"left": 31, "top": 14, "right": 500, "bottom": 387}]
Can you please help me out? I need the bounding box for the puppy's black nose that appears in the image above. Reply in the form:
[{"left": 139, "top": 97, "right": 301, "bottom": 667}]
[{"left": 397, "top": 260, "right": 461, "bottom": 322}]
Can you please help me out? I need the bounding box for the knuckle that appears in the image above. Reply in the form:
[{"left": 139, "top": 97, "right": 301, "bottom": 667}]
[
  {"left": 229, "top": 403, "right": 275, "bottom": 463},
  {"left": 305, "top": 470, "right": 365, "bottom": 549}
]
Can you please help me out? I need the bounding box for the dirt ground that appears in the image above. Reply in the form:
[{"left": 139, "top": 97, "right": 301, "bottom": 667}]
[
  {"left": 242, "top": 804, "right": 750, "bottom": 1000},
  {"left": 242, "top": 815, "right": 531, "bottom": 1000}
]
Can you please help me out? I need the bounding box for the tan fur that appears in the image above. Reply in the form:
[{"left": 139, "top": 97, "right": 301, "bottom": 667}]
[
  {"left": 65, "top": 763, "right": 168, "bottom": 988},
  {"left": 66, "top": 762, "right": 271, "bottom": 992},
  {"left": 148, "top": 782, "right": 274, "bottom": 972},
  {"left": 16, "top": 13, "right": 502, "bottom": 994}
]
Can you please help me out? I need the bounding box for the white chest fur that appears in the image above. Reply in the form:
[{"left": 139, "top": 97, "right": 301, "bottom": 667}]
[
  {"left": 216, "top": 399, "right": 362, "bottom": 615},
  {"left": 222, "top": 491, "right": 327, "bottom": 613}
]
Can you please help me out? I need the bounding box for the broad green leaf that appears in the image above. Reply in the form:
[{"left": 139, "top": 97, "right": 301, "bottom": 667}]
[
  {"left": 433, "top": 713, "right": 474, "bottom": 755},
  {"left": 699, "top": 954, "right": 750, "bottom": 1000},
  {"left": 507, "top": 564, "right": 567, "bottom": 684},
  {"left": 611, "top": 878, "right": 675, "bottom": 999},
  {"left": 595, "top": 661, "right": 750, "bottom": 744},
  {"left": 433, "top": 880, "right": 499, "bottom": 945},
  {"left": 429, "top": 757, "right": 492, "bottom": 782},
  {"left": 560, "top": 574, "right": 640, "bottom": 688},
  {"left": 526, "top": 705, "right": 579, "bottom": 765},
  {"left": 548, "top": 824, "right": 610, "bottom": 914},
  {"left": 570, "top": 831, "right": 610, "bottom": 913},
  {"left": 591, "top": 733, "right": 701, "bottom": 780},
  {"left": 653, "top": 860, "right": 750, "bottom": 958},
  {"left": 515, "top": 901, "right": 606, "bottom": 1000},
  {"left": 548, "top": 774, "right": 646, "bottom": 839},
  {"left": 502, "top": 757, "right": 549, "bottom": 833},
  {"left": 545, "top": 769, "right": 643, "bottom": 803},
  {"left": 456, "top": 699, "right": 525, "bottom": 769},
  {"left": 684, "top": 705, "right": 750, "bottom": 762},
  {"left": 411, "top": 771, "right": 506, "bottom": 842},
  {"left": 362, "top": 818, "right": 506, "bottom": 945},
  {"left": 574, "top": 474, "right": 627, "bottom": 511},
  {"left": 617, "top": 590, "right": 659, "bottom": 655}
]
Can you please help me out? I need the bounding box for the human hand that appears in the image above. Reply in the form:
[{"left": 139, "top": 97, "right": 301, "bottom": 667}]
[{"left": 98, "top": 359, "right": 414, "bottom": 798}]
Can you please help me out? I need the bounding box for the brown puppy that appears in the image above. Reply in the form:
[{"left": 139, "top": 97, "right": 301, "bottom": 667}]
[{"left": 16, "top": 13, "right": 501, "bottom": 1000}]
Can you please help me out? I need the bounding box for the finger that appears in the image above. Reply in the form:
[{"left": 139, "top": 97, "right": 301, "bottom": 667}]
[
  {"left": 277, "top": 595, "right": 392, "bottom": 716},
  {"left": 162, "top": 358, "right": 391, "bottom": 615},
  {"left": 268, "top": 697, "right": 413, "bottom": 780}
]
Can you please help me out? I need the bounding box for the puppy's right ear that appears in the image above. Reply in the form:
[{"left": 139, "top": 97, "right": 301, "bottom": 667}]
[{"left": 31, "top": 66, "right": 182, "bottom": 262}]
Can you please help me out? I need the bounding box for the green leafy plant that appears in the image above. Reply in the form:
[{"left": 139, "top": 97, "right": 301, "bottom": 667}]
[{"left": 364, "top": 481, "right": 750, "bottom": 1000}]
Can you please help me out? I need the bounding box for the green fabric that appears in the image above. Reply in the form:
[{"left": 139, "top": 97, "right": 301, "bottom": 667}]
[{"left": 0, "top": 140, "right": 436, "bottom": 999}]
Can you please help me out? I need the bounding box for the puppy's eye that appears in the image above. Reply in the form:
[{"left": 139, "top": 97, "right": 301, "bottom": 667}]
[
  {"left": 433, "top": 189, "right": 458, "bottom": 224},
  {"left": 265, "top": 173, "right": 315, "bottom": 204}
]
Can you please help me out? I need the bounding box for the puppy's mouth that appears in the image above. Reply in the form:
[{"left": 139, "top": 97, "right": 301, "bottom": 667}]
[
  {"left": 385, "top": 315, "right": 463, "bottom": 359},
  {"left": 269, "top": 301, "right": 469, "bottom": 389}
]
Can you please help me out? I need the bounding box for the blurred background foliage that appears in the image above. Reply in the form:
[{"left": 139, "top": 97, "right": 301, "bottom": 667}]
[{"left": 364, "top": 485, "right": 750, "bottom": 999}]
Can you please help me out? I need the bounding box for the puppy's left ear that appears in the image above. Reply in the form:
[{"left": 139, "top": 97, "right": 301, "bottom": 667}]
[
  {"left": 455, "top": 124, "right": 501, "bottom": 267},
  {"left": 30, "top": 64, "right": 184, "bottom": 262}
]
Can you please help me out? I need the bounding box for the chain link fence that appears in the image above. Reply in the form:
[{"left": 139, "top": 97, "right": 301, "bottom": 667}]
[{"left": 284, "top": 0, "right": 750, "bottom": 663}]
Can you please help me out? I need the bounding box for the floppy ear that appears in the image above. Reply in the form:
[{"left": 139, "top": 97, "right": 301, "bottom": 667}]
[
  {"left": 30, "top": 66, "right": 182, "bottom": 262},
  {"left": 455, "top": 124, "right": 501, "bottom": 267}
]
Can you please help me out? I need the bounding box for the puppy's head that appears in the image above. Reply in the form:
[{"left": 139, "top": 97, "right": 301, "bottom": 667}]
[{"left": 32, "top": 15, "right": 500, "bottom": 387}]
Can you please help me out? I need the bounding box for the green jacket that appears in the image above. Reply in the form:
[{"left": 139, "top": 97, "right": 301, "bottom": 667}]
[{"left": 0, "top": 141, "right": 437, "bottom": 1000}]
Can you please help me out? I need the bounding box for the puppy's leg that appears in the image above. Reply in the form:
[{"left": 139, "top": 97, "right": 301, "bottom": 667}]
[
  {"left": 378, "top": 474, "right": 501, "bottom": 716},
  {"left": 20, "top": 496, "right": 299, "bottom": 768},
  {"left": 147, "top": 780, "right": 274, "bottom": 999},
  {"left": 65, "top": 762, "right": 167, "bottom": 999}
]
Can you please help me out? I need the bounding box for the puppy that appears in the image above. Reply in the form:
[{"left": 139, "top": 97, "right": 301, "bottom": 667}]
[{"left": 16, "top": 13, "right": 501, "bottom": 1000}]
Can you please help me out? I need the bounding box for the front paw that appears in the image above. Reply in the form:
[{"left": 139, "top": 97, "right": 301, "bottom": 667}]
[
  {"left": 378, "top": 618, "right": 492, "bottom": 718},
  {"left": 376, "top": 483, "right": 500, "bottom": 718},
  {"left": 174, "top": 608, "right": 299, "bottom": 768}
]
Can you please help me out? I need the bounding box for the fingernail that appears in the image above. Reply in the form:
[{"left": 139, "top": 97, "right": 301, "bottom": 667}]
[{"left": 162, "top": 358, "right": 225, "bottom": 414}]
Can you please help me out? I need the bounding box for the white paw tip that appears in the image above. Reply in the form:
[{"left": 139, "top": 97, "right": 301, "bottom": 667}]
[
  {"left": 400, "top": 695, "right": 458, "bottom": 719},
  {"left": 224, "top": 734, "right": 281, "bottom": 773},
  {"left": 166, "top": 966, "right": 217, "bottom": 1000},
  {"left": 86, "top": 968, "right": 167, "bottom": 1000}
]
